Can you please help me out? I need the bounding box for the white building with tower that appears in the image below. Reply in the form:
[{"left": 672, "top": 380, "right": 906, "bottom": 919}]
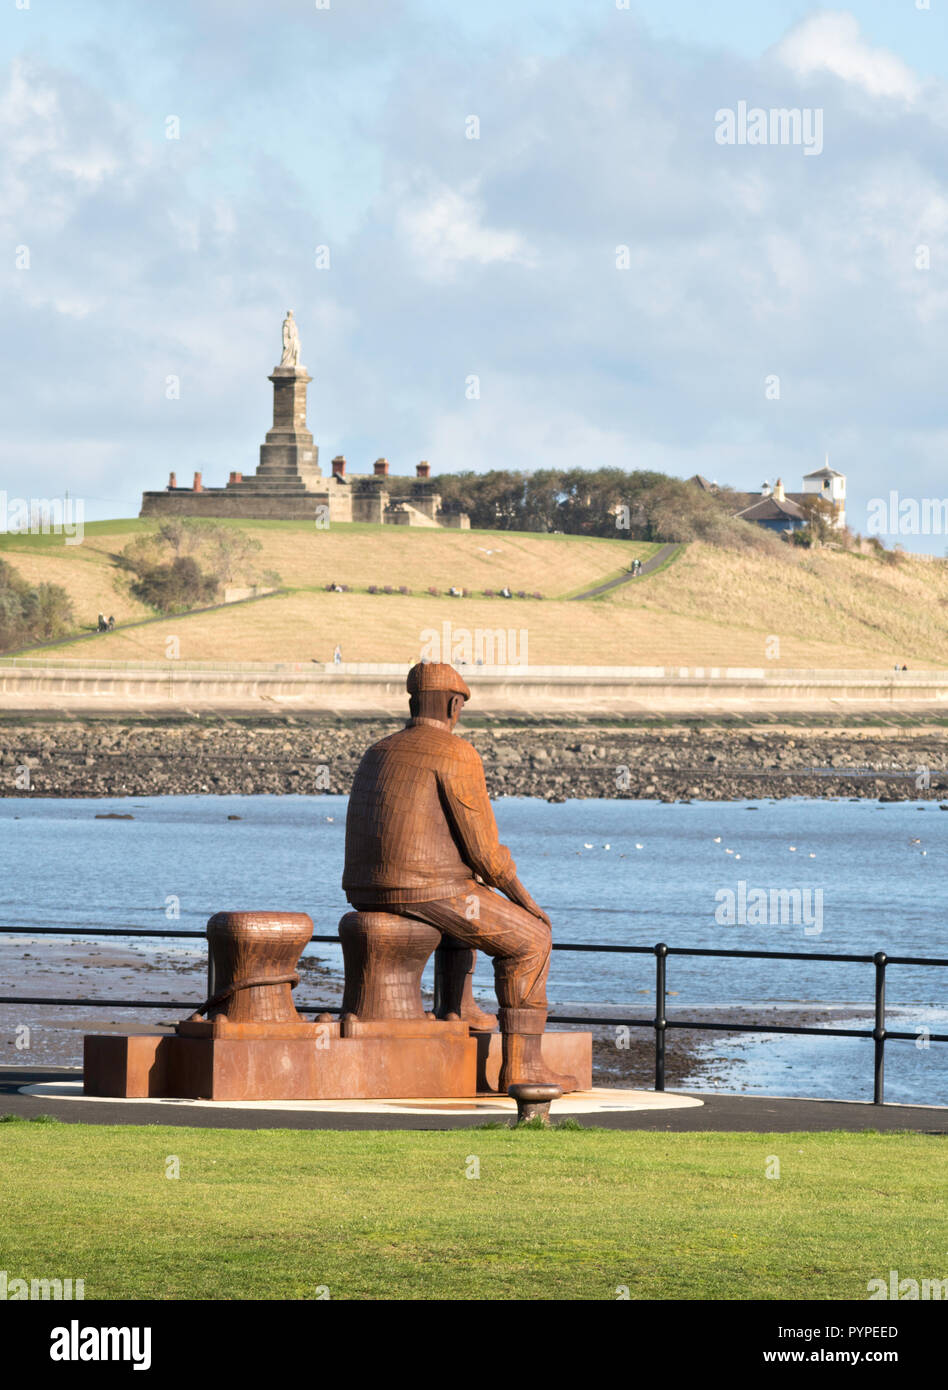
[
  {"left": 801, "top": 458, "right": 846, "bottom": 530},
  {"left": 690, "top": 458, "right": 847, "bottom": 535}
]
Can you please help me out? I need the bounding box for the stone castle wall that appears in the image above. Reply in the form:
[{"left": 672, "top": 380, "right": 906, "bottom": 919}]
[
  {"left": 140, "top": 490, "right": 325, "bottom": 520},
  {"left": 139, "top": 481, "right": 468, "bottom": 526}
]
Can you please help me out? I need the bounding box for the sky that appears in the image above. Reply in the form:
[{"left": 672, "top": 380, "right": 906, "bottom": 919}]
[{"left": 3, "top": 1, "right": 948, "bottom": 549}]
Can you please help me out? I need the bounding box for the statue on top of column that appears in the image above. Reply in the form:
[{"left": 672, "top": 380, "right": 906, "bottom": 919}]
[{"left": 280, "top": 310, "right": 301, "bottom": 368}]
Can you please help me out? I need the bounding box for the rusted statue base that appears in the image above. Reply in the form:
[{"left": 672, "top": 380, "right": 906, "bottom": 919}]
[
  {"left": 82, "top": 1026, "right": 592, "bottom": 1100},
  {"left": 81, "top": 906, "right": 592, "bottom": 1101},
  {"left": 174, "top": 1020, "right": 322, "bottom": 1039},
  {"left": 83, "top": 1029, "right": 479, "bottom": 1100},
  {"left": 339, "top": 1017, "right": 469, "bottom": 1039}
]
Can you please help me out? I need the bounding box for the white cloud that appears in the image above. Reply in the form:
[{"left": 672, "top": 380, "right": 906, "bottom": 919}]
[
  {"left": 396, "top": 182, "right": 535, "bottom": 278},
  {"left": 425, "top": 388, "right": 633, "bottom": 475},
  {"left": 0, "top": 58, "right": 121, "bottom": 185},
  {"left": 50, "top": 296, "right": 97, "bottom": 319},
  {"left": 4, "top": 6, "right": 948, "bottom": 546},
  {"left": 0, "top": 58, "right": 131, "bottom": 244},
  {"left": 773, "top": 11, "right": 921, "bottom": 102}
]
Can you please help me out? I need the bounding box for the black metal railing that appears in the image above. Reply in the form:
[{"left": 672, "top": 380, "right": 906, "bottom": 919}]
[{"left": 1, "top": 926, "right": 946, "bottom": 1104}]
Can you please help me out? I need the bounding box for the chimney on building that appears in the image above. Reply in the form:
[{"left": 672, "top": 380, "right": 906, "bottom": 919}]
[
  {"left": 228, "top": 471, "right": 243, "bottom": 485},
  {"left": 193, "top": 471, "right": 203, "bottom": 492},
  {"left": 773, "top": 478, "right": 785, "bottom": 501},
  {"left": 168, "top": 472, "right": 177, "bottom": 490},
  {"left": 374, "top": 458, "right": 389, "bottom": 477},
  {"left": 416, "top": 461, "right": 431, "bottom": 479},
  {"left": 332, "top": 455, "right": 346, "bottom": 478}
]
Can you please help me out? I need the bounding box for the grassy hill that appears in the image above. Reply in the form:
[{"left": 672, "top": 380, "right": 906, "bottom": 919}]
[{"left": 2, "top": 518, "right": 948, "bottom": 668}]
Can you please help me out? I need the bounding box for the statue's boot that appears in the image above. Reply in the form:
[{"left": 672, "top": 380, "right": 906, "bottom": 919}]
[
  {"left": 497, "top": 1009, "right": 579, "bottom": 1094},
  {"left": 434, "top": 942, "right": 498, "bottom": 1032}
]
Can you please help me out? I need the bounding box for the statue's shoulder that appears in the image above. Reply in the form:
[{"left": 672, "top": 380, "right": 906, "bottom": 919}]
[
  {"left": 405, "top": 723, "right": 482, "bottom": 760},
  {"left": 437, "top": 731, "right": 483, "bottom": 771},
  {"left": 450, "top": 733, "right": 481, "bottom": 761},
  {"left": 365, "top": 729, "right": 405, "bottom": 755},
  {"left": 366, "top": 723, "right": 482, "bottom": 767}
]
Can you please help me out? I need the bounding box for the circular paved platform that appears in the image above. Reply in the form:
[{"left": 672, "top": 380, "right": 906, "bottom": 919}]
[
  {"left": 18, "top": 1079, "right": 702, "bottom": 1118},
  {"left": 3, "top": 1069, "right": 944, "bottom": 1130}
]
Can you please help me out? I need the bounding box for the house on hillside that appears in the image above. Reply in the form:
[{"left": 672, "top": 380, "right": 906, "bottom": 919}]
[
  {"left": 733, "top": 479, "right": 806, "bottom": 534},
  {"left": 689, "top": 460, "right": 846, "bottom": 534}
]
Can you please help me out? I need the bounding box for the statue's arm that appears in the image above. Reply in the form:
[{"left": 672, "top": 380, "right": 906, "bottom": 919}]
[
  {"left": 494, "top": 872, "right": 551, "bottom": 929},
  {"left": 441, "top": 749, "right": 551, "bottom": 926}
]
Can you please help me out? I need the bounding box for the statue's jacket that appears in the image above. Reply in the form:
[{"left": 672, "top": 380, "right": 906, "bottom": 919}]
[{"left": 343, "top": 716, "right": 515, "bottom": 905}]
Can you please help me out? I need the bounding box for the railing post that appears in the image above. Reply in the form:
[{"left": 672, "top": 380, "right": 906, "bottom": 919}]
[
  {"left": 873, "top": 951, "right": 887, "bottom": 1105},
  {"left": 654, "top": 943, "right": 668, "bottom": 1092}
]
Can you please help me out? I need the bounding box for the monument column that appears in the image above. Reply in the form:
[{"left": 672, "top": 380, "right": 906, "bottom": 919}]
[{"left": 256, "top": 311, "right": 321, "bottom": 487}]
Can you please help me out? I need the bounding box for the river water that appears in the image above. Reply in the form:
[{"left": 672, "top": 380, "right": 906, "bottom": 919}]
[{"left": 1, "top": 794, "right": 945, "bottom": 1105}]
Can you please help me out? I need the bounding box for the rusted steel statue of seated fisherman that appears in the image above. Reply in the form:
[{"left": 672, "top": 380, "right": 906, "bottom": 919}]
[{"left": 343, "top": 661, "right": 578, "bottom": 1092}]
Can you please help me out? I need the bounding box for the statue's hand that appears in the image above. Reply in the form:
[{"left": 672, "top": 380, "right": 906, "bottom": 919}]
[
  {"left": 497, "top": 873, "right": 551, "bottom": 929},
  {"left": 525, "top": 900, "right": 551, "bottom": 929}
]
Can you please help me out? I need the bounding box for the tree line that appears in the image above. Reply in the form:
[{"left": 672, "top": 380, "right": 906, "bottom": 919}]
[
  {"left": 408, "top": 468, "right": 782, "bottom": 552},
  {"left": 0, "top": 559, "right": 75, "bottom": 651}
]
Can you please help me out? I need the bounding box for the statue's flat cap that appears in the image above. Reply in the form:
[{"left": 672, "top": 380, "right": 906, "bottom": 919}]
[{"left": 407, "top": 662, "right": 471, "bottom": 701}]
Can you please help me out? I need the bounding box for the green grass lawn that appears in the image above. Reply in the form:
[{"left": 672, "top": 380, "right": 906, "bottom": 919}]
[{"left": 1, "top": 1120, "right": 944, "bottom": 1300}]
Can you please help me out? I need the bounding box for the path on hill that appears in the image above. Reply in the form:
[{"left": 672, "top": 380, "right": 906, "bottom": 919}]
[
  {"left": 569, "top": 542, "right": 680, "bottom": 600},
  {"left": 5, "top": 587, "right": 287, "bottom": 657}
]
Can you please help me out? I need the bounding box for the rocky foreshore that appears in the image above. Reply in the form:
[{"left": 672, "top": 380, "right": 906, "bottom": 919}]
[{"left": 3, "top": 717, "right": 948, "bottom": 801}]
